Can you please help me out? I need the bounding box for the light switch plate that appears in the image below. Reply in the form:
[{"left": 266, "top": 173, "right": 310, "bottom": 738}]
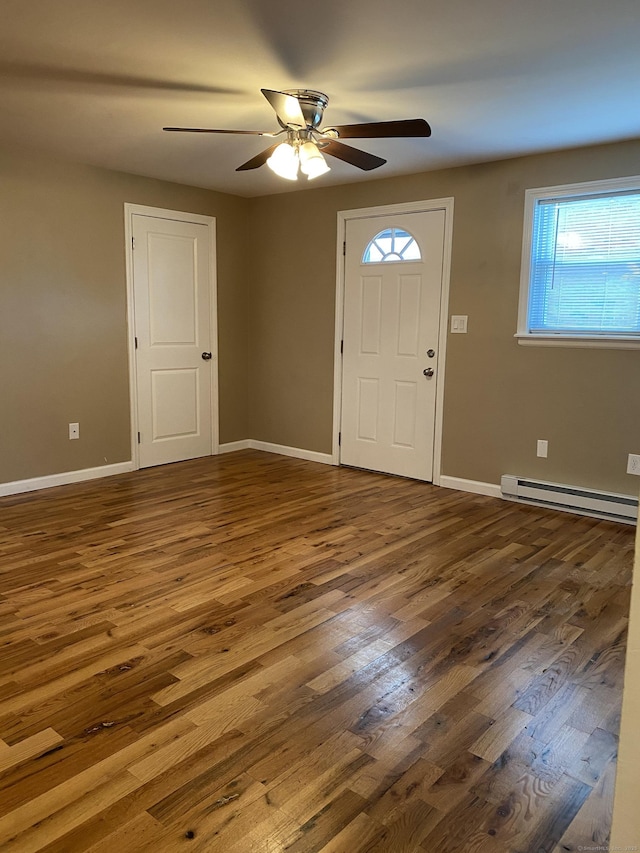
[{"left": 450, "top": 315, "right": 468, "bottom": 333}]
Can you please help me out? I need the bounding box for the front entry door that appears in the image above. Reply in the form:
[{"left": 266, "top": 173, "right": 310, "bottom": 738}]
[
  {"left": 340, "top": 209, "right": 446, "bottom": 481},
  {"left": 132, "top": 212, "right": 215, "bottom": 468}
]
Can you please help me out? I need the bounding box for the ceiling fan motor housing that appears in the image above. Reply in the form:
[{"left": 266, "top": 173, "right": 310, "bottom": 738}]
[{"left": 283, "top": 89, "right": 329, "bottom": 129}]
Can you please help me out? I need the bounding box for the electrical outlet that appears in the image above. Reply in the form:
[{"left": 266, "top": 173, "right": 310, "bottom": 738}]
[
  {"left": 69, "top": 422, "right": 80, "bottom": 440},
  {"left": 627, "top": 453, "right": 640, "bottom": 475},
  {"left": 537, "top": 439, "right": 548, "bottom": 458}
]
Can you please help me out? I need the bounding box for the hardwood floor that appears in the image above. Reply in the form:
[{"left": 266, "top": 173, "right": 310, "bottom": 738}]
[{"left": 0, "top": 451, "right": 634, "bottom": 852}]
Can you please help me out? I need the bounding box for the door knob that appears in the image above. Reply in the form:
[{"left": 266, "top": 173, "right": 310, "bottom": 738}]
[
  {"left": 423, "top": 367, "right": 434, "bottom": 378},
  {"left": 201, "top": 352, "right": 212, "bottom": 361}
]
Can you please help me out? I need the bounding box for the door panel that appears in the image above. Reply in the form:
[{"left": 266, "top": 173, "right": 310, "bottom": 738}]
[
  {"left": 393, "top": 381, "right": 417, "bottom": 448},
  {"left": 341, "top": 210, "right": 445, "bottom": 481},
  {"left": 361, "top": 277, "right": 382, "bottom": 354},
  {"left": 133, "top": 214, "right": 214, "bottom": 468},
  {"left": 357, "top": 377, "right": 380, "bottom": 441},
  {"left": 397, "top": 275, "right": 421, "bottom": 356},
  {"left": 147, "top": 232, "right": 198, "bottom": 344},
  {"left": 150, "top": 369, "right": 199, "bottom": 440}
]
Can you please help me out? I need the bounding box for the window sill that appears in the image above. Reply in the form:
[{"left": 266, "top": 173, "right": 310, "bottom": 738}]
[{"left": 515, "top": 334, "right": 640, "bottom": 350}]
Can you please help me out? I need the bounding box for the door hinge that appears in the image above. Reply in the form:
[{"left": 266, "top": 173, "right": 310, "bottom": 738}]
[
  {"left": 343, "top": 241, "right": 346, "bottom": 256},
  {"left": 338, "top": 431, "right": 341, "bottom": 446},
  {"left": 134, "top": 336, "right": 138, "bottom": 349},
  {"left": 137, "top": 432, "right": 141, "bottom": 444},
  {"left": 340, "top": 340, "right": 344, "bottom": 355},
  {"left": 132, "top": 236, "right": 136, "bottom": 250}
]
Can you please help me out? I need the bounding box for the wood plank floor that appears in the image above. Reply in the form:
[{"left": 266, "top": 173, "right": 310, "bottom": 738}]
[{"left": 0, "top": 451, "right": 634, "bottom": 852}]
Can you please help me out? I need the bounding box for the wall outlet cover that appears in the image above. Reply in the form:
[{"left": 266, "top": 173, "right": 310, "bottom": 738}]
[{"left": 627, "top": 453, "right": 640, "bottom": 475}]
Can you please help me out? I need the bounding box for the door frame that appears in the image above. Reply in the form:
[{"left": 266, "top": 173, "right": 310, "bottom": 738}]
[
  {"left": 124, "top": 203, "right": 219, "bottom": 470},
  {"left": 332, "top": 198, "right": 454, "bottom": 484}
]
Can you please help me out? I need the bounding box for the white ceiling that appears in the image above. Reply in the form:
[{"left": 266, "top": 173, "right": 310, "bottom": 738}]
[{"left": 2, "top": 0, "right": 639, "bottom": 197}]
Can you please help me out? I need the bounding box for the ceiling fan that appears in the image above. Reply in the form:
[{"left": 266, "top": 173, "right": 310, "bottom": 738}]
[{"left": 163, "top": 88, "right": 431, "bottom": 181}]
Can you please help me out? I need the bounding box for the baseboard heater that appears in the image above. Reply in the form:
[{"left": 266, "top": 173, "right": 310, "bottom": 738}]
[{"left": 501, "top": 474, "right": 638, "bottom": 524}]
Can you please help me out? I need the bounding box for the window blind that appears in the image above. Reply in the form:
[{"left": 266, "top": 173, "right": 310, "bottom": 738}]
[{"left": 528, "top": 191, "right": 640, "bottom": 336}]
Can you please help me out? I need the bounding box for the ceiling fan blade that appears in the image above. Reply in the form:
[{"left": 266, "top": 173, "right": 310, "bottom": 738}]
[
  {"left": 322, "top": 119, "right": 431, "bottom": 139},
  {"left": 261, "top": 89, "right": 307, "bottom": 129},
  {"left": 163, "top": 127, "right": 274, "bottom": 135},
  {"left": 319, "top": 139, "right": 386, "bottom": 171},
  {"left": 236, "top": 143, "right": 281, "bottom": 171}
]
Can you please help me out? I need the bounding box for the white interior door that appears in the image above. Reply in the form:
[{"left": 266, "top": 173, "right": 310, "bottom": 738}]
[
  {"left": 132, "top": 213, "right": 215, "bottom": 468},
  {"left": 340, "top": 210, "right": 446, "bottom": 481}
]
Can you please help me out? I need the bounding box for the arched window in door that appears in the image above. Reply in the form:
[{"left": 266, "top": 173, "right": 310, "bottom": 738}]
[{"left": 363, "top": 227, "right": 422, "bottom": 263}]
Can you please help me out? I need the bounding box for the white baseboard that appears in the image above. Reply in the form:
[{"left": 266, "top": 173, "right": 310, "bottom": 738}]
[
  {"left": 218, "top": 440, "right": 252, "bottom": 454},
  {"left": 0, "top": 461, "right": 135, "bottom": 498},
  {"left": 218, "top": 439, "right": 333, "bottom": 466},
  {"left": 248, "top": 440, "right": 334, "bottom": 466},
  {"left": 1, "top": 442, "right": 333, "bottom": 499},
  {"left": 439, "top": 475, "right": 502, "bottom": 499},
  {"left": 221, "top": 448, "right": 499, "bottom": 483},
  {"left": 218, "top": 438, "right": 334, "bottom": 465}
]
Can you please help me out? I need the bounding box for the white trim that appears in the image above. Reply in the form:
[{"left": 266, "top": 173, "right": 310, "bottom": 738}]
[
  {"left": 0, "top": 462, "right": 135, "bottom": 498},
  {"left": 516, "top": 334, "right": 640, "bottom": 350},
  {"left": 0, "top": 442, "right": 332, "bottom": 498},
  {"left": 517, "top": 174, "right": 640, "bottom": 345},
  {"left": 332, "top": 220, "right": 346, "bottom": 465},
  {"left": 124, "top": 206, "right": 138, "bottom": 466},
  {"left": 333, "top": 198, "right": 454, "bottom": 484},
  {"left": 124, "top": 204, "right": 219, "bottom": 470},
  {"left": 439, "top": 475, "right": 502, "bottom": 499},
  {"left": 432, "top": 204, "right": 454, "bottom": 487},
  {"left": 337, "top": 198, "right": 456, "bottom": 219},
  {"left": 218, "top": 440, "right": 252, "bottom": 454},
  {"left": 218, "top": 439, "right": 333, "bottom": 465},
  {"left": 249, "top": 440, "right": 334, "bottom": 466},
  {"left": 524, "top": 173, "right": 640, "bottom": 202}
]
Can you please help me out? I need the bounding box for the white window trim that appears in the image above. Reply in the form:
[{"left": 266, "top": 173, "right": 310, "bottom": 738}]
[{"left": 516, "top": 174, "right": 640, "bottom": 350}]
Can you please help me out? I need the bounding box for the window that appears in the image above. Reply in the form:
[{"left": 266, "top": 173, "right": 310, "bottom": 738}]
[
  {"left": 518, "top": 176, "right": 640, "bottom": 348},
  {"left": 363, "top": 228, "right": 421, "bottom": 263}
]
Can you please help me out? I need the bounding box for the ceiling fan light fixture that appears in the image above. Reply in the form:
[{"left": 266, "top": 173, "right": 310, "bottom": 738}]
[
  {"left": 299, "top": 141, "right": 330, "bottom": 180},
  {"left": 166, "top": 89, "right": 431, "bottom": 178},
  {"left": 266, "top": 141, "right": 299, "bottom": 180}
]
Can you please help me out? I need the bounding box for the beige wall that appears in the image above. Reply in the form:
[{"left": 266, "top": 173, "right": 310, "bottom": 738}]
[
  {"left": 0, "top": 147, "right": 249, "bottom": 484},
  {"left": 248, "top": 139, "right": 640, "bottom": 495},
  {"left": 2, "top": 138, "right": 639, "bottom": 496}
]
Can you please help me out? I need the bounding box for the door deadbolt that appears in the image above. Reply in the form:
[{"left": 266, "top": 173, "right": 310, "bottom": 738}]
[{"left": 427, "top": 349, "right": 436, "bottom": 358}]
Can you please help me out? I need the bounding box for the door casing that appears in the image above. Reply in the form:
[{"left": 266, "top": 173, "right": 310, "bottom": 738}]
[
  {"left": 124, "top": 203, "right": 219, "bottom": 470},
  {"left": 333, "top": 198, "right": 454, "bottom": 484}
]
